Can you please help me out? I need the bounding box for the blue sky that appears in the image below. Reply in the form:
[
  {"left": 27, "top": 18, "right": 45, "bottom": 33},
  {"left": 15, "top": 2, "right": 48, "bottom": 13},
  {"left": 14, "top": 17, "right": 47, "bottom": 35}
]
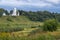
[{"left": 0, "top": 0, "right": 60, "bottom": 13}]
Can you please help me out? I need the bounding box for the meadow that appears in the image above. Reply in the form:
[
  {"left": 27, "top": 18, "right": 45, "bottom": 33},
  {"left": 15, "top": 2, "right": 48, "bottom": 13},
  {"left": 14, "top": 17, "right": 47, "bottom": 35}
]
[{"left": 0, "top": 16, "right": 60, "bottom": 40}]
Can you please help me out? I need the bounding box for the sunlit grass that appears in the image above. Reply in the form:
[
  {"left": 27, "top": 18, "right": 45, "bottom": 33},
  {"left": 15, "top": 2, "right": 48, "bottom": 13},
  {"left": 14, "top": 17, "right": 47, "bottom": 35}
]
[{"left": 0, "top": 16, "right": 60, "bottom": 40}]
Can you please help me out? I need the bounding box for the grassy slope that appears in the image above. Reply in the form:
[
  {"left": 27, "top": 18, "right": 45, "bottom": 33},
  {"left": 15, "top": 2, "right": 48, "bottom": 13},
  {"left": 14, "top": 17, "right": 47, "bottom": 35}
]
[
  {"left": 0, "top": 16, "right": 43, "bottom": 28},
  {"left": 0, "top": 16, "right": 30, "bottom": 24},
  {"left": 0, "top": 16, "right": 60, "bottom": 40},
  {"left": 0, "top": 16, "right": 43, "bottom": 36}
]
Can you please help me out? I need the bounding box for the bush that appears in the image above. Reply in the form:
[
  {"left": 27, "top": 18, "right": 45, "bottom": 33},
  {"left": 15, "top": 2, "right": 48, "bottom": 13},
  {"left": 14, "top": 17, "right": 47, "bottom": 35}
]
[
  {"left": 0, "top": 24, "right": 24, "bottom": 32},
  {"left": 43, "top": 19, "right": 58, "bottom": 32},
  {"left": 7, "top": 17, "right": 13, "bottom": 22},
  {"left": 31, "top": 26, "right": 37, "bottom": 28},
  {"left": 12, "top": 27, "right": 24, "bottom": 32}
]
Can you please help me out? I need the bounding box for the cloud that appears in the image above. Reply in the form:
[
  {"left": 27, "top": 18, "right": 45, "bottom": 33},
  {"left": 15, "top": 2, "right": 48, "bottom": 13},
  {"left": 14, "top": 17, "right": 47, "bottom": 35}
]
[
  {"left": 45, "top": 0, "right": 60, "bottom": 4},
  {"left": 0, "top": 0, "right": 60, "bottom": 12},
  {"left": 0, "top": 0, "right": 52, "bottom": 7}
]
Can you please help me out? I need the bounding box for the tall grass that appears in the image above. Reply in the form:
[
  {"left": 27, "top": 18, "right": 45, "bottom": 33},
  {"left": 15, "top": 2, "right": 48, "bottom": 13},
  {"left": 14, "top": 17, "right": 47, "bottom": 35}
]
[
  {"left": 0, "top": 16, "right": 60, "bottom": 40},
  {"left": 0, "top": 33, "right": 56, "bottom": 40}
]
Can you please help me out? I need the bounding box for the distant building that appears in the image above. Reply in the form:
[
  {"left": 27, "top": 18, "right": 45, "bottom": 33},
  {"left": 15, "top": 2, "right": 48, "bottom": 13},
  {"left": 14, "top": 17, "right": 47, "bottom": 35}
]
[
  {"left": 11, "top": 8, "right": 19, "bottom": 16},
  {"left": 3, "top": 13, "right": 6, "bottom": 16},
  {"left": 2, "top": 8, "right": 20, "bottom": 16}
]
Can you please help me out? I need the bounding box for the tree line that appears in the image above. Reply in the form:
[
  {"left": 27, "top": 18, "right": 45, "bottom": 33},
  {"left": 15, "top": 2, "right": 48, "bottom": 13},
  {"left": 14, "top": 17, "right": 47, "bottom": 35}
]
[{"left": 0, "top": 8, "right": 60, "bottom": 22}]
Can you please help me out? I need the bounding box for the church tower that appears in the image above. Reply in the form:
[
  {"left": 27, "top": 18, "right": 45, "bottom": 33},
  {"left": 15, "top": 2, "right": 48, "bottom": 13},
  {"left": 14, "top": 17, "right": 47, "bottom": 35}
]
[
  {"left": 11, "top": 8, "right": 19, "bottom": 16},
  {"left": 12, "top": 8, "right": 17, "bottom": 16}
]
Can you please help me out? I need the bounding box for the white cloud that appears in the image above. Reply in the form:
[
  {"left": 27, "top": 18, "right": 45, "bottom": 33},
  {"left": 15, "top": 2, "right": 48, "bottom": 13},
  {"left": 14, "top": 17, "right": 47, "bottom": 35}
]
[
  {"left": 0, "top": 0, "right": 55, "bottom": 7},
  {"left": 45, "top": 0, "right": 60, "bottom": 4}
]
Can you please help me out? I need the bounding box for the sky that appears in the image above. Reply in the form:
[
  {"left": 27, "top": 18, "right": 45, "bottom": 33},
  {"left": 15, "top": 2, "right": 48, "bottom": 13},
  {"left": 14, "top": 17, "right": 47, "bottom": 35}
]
[{"left": 0, "top": 0, "right": 60, "bottom": 13}]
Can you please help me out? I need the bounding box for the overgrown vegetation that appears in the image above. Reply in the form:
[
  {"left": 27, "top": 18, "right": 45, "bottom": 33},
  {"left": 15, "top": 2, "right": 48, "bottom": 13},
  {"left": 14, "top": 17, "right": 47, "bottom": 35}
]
[
  {"left": 0, "top": 8, "right": 60, "bottom": 40},
  {"left": 0, "top": 33, "right": 57, "bottom": 40},
  {"left": 43, "top": 19, "right": 58, "bottom": 32},
  {"left": 0, "top": 24, "right": 24, "bottom": 32}
]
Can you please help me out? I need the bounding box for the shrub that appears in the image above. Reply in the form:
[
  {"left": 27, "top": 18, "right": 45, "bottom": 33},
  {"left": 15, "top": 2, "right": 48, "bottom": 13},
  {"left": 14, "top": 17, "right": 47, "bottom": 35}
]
[
  {"left": 0, "top": 24, "right": 24, "bottom": 32},
  {"left": 12, "top": 16, "right": 16, "bottom": 18},
  {"left": 43, "top": 19, "right": 58, "bottom": 32},
  {"left": 28, "top": 28, "right": 42, "bottom": 36},
  {"left": 7, "top": 17, "right": 13, "bottom": 22},
  {"left": 31, "top": 26, "right": 37, "bottom": 28},
  {"left": 12, "top": 27, "right": 24, "bottom": 32}
]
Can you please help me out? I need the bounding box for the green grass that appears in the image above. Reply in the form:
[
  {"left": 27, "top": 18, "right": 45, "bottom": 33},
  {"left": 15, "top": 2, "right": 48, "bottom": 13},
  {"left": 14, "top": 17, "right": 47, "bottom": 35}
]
[
  {"left": 0, "top": 16, "right": 43, "bottom": 32},
  {"left": 0, "top": 16, "right": 43, "bottom": 25},
  {"left": 0, "top": 33, "right": 59, "bottom": 40},
  {"left": 0, "top": 16, "right": 60, "bottom": 40}
]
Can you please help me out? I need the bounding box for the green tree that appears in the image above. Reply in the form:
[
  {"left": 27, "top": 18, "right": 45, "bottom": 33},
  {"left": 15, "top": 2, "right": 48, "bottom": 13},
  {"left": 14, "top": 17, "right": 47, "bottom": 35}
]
[
  {"left": 10, "top": 10, "right": 13, "bottom": 15},
  {"left": 43, "top": 19, "right": 58, "bottom": 32},
  {"left": 0, "top": 8, "right": 5, "bottom": 16},
  {"left": 4, "top": 10, "right": 9, "bottom": 15}
]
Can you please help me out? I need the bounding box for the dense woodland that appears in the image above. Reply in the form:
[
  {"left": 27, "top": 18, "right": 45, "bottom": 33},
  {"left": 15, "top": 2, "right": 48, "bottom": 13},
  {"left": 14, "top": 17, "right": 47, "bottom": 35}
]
[{"left": 0, "top": 8, "right": 60, "bottom": 22}]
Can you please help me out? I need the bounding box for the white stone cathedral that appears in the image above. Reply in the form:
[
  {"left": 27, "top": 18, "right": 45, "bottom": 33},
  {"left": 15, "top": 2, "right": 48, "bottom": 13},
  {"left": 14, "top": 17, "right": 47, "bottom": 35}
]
[
  {"left": 3, "top": 8, "right": 20, "bottom": 16},
  {"left": 12, "top": 8, "right": 19, "bottom": 16}
]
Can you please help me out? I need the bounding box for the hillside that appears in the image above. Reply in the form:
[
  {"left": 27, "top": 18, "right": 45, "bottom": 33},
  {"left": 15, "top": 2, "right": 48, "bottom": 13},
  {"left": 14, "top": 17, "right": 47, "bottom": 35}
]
[
  {"left": 0, "top": 16, "right": 43, "bottom": 29},
  {"left": 0, "top": 14, "right": 60, "bottom": 40},
  {"left": 0, "top": 16, "right": 30, "bottom": 23}
]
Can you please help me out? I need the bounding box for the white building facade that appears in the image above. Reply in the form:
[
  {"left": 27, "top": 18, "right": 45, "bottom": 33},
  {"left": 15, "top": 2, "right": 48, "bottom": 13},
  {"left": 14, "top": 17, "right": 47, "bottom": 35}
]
[{"left": 12, "top": 8, "right": 19, "bottom": 16}]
